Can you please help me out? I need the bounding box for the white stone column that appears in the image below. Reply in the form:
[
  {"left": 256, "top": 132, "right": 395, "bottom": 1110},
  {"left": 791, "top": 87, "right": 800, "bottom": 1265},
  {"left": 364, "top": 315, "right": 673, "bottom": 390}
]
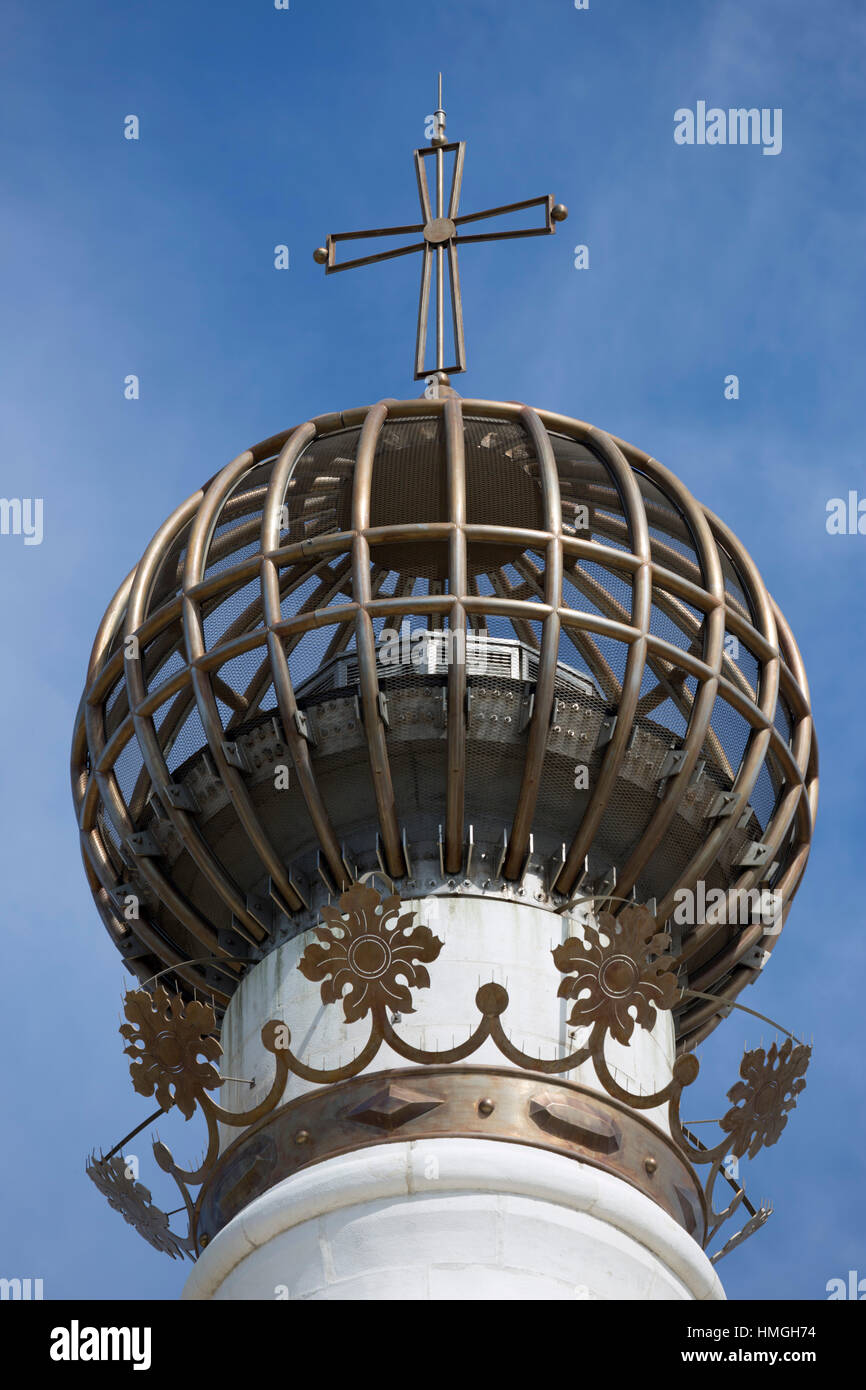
[
  {"left": 183, "top": 888, "right": 725, "bottom": 1301},
  {"left": 183, "top": 1139, "right": 723, "bottom": 1301}
]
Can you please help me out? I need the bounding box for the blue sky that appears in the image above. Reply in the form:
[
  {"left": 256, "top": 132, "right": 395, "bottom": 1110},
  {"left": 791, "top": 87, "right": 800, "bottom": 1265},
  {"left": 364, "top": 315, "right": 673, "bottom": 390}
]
[{"left": 0, "top": 0, "right": 864, "bottom": 1300}]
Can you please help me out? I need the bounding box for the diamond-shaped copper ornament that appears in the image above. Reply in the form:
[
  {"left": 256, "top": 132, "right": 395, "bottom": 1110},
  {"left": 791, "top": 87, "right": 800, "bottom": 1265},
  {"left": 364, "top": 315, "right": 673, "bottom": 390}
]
[
  {"left": 346, "top": 1083, "right": 442, "bottom": 1132},
  {"left": 529, "top": 1093, "right": 620, "bottom": 1154}
]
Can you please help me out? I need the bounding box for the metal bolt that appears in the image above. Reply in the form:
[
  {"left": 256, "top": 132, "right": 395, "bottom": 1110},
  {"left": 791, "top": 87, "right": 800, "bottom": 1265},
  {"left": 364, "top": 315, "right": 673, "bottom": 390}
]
[
  {"left": 644, "top": 1155, "right": 658, "bottom": 1176},
  {"left": 199, "top": 1233, "right": 210, "bottom": 1248},
  {"left": 478, "top": 1098, "right": 495, "bottom": 1116},
  {"left": 295, "top": 1129, "right": 311, "bottom": 1145}
]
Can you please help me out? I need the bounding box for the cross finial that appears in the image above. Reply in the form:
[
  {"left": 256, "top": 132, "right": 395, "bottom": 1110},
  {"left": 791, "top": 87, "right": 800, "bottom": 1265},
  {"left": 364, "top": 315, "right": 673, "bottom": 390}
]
[{"left": 313, "top": 79, "right": 568, "bottom": 381}]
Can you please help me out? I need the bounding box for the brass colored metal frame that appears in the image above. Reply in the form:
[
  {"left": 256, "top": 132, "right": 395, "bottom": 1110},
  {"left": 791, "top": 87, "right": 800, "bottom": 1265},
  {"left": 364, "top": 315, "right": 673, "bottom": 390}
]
[
  {"left": 318, "top": 131, "right": 563, "bottom": 377},
  {"left": 71, "top": 396, "right": 817, "bottom": 1044}
]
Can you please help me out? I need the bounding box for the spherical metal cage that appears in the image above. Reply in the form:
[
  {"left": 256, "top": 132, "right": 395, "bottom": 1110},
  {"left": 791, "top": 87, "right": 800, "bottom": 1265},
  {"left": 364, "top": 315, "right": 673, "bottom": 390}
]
[{"left": 71, "top": 395, "right": 817, "bottom": 1047}]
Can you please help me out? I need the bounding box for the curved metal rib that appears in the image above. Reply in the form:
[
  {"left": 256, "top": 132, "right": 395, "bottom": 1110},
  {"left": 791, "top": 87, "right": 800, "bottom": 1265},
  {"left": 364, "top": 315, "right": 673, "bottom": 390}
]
[
  {"left": 352, "top": 402, "right": 406, "bottom": 879},
  {"left": 444, "top": 395, "right": 467, "bottom": 875},
  {"left": 182, "top": 450, "right": 304, "bottom": 915},
  {"left": 503, "top": 407, "right": 562, "bottom": 879},
  {"left": 260, "top": 421, "right": 349, "bottom": 889},
  {"left": 556, "top": 425, "right": 652, "bottom": 895}
]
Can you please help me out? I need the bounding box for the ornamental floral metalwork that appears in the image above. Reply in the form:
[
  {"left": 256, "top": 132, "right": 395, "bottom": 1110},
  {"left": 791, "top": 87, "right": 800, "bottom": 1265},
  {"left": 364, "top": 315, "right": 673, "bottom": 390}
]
[
  {"left": 298, "top": 882, "right": 443, "bottom": 1022},
  {"left": 90, "top": 886, "right": 811, "bottom": 1266},
  {"left": 720, "top": 1038, "right": 811, "bottom": 1160},
  {"left": 121, "top": 985, "right": 222, "bottom": 1120},
  {"left": 552, "top": 904, "right": 678, "bottom": 1044},
  {"left": 86, "top": 1152, "right": 188, "bottom": 1260}
]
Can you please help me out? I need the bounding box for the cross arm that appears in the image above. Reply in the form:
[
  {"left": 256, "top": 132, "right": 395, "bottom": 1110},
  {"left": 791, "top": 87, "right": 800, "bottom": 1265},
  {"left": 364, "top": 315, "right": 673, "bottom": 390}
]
[
  {"left": 454, "top": 194, "right": 562, "bottom": 244},
  {"left": 317, "top": 225, "right": 427, "bottom": 274}
]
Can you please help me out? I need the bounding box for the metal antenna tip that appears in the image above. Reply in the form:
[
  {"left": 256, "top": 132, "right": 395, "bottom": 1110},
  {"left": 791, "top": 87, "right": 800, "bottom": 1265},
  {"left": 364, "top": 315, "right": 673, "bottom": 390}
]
[{"left": 432, "top": 71, "right": 447, "bottom": 146}]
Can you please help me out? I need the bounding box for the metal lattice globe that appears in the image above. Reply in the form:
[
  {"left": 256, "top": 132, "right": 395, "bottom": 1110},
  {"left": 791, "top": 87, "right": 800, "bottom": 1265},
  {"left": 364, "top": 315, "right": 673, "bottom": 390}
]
[{"left": 72, "top": 394, "right": 816, "bottom": 1047}]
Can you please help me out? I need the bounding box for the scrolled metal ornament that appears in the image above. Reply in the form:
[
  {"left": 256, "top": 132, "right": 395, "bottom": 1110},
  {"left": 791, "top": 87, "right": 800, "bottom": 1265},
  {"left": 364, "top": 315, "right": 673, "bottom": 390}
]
[
  {"left": 86, "top": 1152, "right": 189, "bottom": 1260},
  {"left": 120, "top": 985, "right": 222, "bottom": 1120},
  {"left": 672, "top": 1034, "right": 812, "bottom": 1258},
  {"left": 552, "top": 904, "right": 678, "bottom": 1045},
  {"left": 720, "top": 1038, "right": 811, "bottom": 1160},
  {"left": 93, "top": 888, "right": 812, "bottom": 1264},
  {"left": 298, "top": 882, "right": 444, "bottom": 1022}
]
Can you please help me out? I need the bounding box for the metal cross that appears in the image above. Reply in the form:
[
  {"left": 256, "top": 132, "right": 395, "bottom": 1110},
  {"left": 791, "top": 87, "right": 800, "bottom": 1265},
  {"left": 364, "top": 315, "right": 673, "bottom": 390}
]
[{"left": 314, "top": 76, "right": 568, "bottom": 381}]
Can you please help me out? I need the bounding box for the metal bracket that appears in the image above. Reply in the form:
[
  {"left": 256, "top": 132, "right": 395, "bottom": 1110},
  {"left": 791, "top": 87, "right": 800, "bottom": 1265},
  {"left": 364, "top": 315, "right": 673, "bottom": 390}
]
[
  {"left": 656, "top": 745, "right": 689, "bottom": 799},
  {"left": 221, "top": 740, "right": 250, "bottom": 773},
  {"left": 518, "top": 692, "right": 535, "bottom": 733},
  {"left": 163, "top": 781, "right": 199, "bottom": 812},
  {"left": 465, "top": 824, "right": 475, "bottom": 878},
  {"left": 596, "top": 865, "right": 617, "bottom": 907},
  {"left": 245, "top": 890, "right": 274, "bottom": 935},
  {"left": 220, "top": 923, "right": 258, "bottom": 960},
  {"left": 596, "top": 712, "right": 617, "bottom": 750},
  {"left": 267, "top": 877, "right": 298, "bottom": 921},
  {"left": 114, "top": 878, "right": 152, "bottom": 908},
  {"left": 342, "top": 842, "right": 359, "bottom": 883},
  {"left": 688, "top": 757, "right": 707, "bottom": 788},
  {"left": 735, "top": 841, "right": 773, "bottom": 869},
  {"left": 293, "top": 710, "right": 316, "bottom": 745},
  {"left": 316, "top": 851, "right": 339, "bottom": 896},
  {"left": 126, "top": 830, "right": 160, "bottom": 858},
  {"left": 550, "top": 849, "right": 590, "bottom": 899},
  {"left": 495, "top": 829, "right": 509, "bottom": 879},
  {"left": 518, "top": 833, "right": 542, "bottom": 887},
  {"left": 743, "top": 944, "right": 772, "bottom": 972},
  {"left": 401, "top": 827, "right": 413, "bottom": 880},
  {"left": 549, "top": 843, "right": 568, "bottom": 894},
  {"left": 707, "top": 790, "right": 739, "bottom": 820}
]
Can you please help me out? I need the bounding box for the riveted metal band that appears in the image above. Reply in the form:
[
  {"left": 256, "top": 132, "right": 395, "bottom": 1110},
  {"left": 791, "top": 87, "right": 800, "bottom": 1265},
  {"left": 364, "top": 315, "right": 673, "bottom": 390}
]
[{"left": 194, "top": 1066, "right": 706, "bottom": 1251}]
